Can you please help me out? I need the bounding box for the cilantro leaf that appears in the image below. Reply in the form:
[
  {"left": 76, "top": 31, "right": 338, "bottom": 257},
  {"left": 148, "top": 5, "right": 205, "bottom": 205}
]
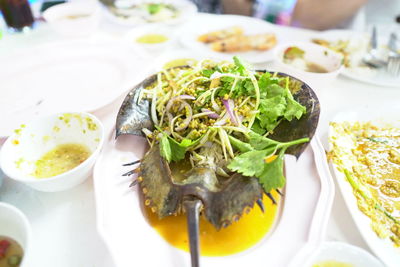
[
  {"left": 233, "top": 56, "right": 246, "bottom": 75},
  {"left": 227, "top": 150, "right": 268, "bottom": 177},
  {"left": 259, "top": 96, "right": 287, "bottom": 118},
  {"left": 243, "top": 79, "right": 255, "bottom": 92},
  {"left": 159, "top": 135, "right": 191, "bottom": 163},
  {"left": 227, "top": 131, "right": 308, "bottom": 194},
  {"left": 258, "top": 73, "right": 281, "bottom": 99},
  {"left": 159, "top": 134, "right": 172, "bottom": 162},
  {"left": 258, "top": 96, "right": 287, "bottom": 131},
  {"left": 267, "top": 84, "right": 285, "bottom": 98},
  {"left": 202, "top": 68, "right": 216, "bottom": 78},
  {"left": 258, "top": 149, "right": 286, "bottom": 192},
  {"left": 284, "top": 97, "right": 306, "bottom": 121}
]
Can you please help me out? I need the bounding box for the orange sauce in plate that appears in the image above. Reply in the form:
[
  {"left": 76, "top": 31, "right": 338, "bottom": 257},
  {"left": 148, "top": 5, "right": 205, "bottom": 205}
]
[{"left": 144, "top": 191, "right": 280, "bottom": 256}]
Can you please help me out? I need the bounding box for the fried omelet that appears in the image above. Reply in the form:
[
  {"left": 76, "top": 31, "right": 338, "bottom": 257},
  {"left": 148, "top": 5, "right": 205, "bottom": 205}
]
[{"left": 329, "top": 121, "right": 400, "bottom": 247}]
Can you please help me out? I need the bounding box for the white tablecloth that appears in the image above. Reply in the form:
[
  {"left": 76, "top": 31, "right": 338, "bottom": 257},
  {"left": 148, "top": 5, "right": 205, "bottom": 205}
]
[{"left": 1, "top": 13, "right": 399, "bottom": 267}]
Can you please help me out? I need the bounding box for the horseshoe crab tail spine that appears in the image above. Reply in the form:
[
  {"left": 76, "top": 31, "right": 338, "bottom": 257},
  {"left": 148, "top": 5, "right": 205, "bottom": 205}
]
[
  {"left": 122, "top": 168, "right": 140, "bottom": 176},
  {"left": 122, "top": 160, "right": 141, "bottom": 166},
  {"left": 266, "top": 193, "right": 277, "bottom": 205},
  {"left": 184, "top": 199, "right": 202, "bottom": 267},
  {"left": 276, "top": 189, "right": 283, "bottom": 196},
  {"left": 256, "top": 199, "right": 265, "bottom": 213},
  {"left": 129, "top": 180, "right": 138, "bottom": 187}
]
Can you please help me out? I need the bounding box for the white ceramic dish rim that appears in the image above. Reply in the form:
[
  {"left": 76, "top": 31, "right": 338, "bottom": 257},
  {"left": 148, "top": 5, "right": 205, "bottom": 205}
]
[
  {"left": 328, "top": 105, "right": 400, "bottom": 267},
  {"left": 273, "top": 41, "right": 344, "bottom": 75},
  {"left": 0, "top": 112, "right": 105, "bottom": 183}
]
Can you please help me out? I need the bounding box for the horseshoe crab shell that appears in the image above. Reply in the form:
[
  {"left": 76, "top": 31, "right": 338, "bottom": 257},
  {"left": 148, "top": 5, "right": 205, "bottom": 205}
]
[{"left": 116, "top": 67, "right": 320, "bottom": 265}]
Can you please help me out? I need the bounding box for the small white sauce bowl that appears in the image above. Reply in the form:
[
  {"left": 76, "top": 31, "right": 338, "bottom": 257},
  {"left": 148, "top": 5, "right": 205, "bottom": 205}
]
[
  {"left": 0, "top": 112, "right": 104, "bottom": 192},
  {"left": 42, "top": 1, "right": 101, "bottom": 37},
  {"left": 124, "top": 24, "right": 175, "bottom": 54},
  {"left": 273, "top": 42, "right": 344, "bottom": 86},
  {"left": 304, "top": 241, "right": 385, "bottom": 267},
  {"left": 0, "top": 202, "right": 32, "bottom": 267}
]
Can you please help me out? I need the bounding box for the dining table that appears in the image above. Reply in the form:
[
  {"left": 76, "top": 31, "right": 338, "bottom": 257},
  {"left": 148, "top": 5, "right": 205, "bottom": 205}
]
[{"left": 0, "top": 10, "right": 399, "bottom": 267}]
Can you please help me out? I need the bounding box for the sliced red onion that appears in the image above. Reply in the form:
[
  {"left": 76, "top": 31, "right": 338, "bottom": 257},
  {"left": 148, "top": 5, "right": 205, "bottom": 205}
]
[
  {"left": 179, "top": 94, "right": 196, "bottom": 100},
  {"left": 222, "top": 99, "right": 238, "bottom": 126},
  {"left": 166, "top": 95, "right": 195, "bottom": 113},
  {"left": 214, "top": 112, "right": 229, "bottom": 126},
  {"left": 201, "top": 108, "right": 220, "bottom": 119},
  {"left": 175, "top": 101, "right": 192, "bottom": 131}
]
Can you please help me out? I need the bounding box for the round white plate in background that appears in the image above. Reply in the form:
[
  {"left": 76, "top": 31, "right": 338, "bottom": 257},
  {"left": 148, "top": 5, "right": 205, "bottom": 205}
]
[{"left": 0, "top": 40, "right": 151, "bottom": 137}]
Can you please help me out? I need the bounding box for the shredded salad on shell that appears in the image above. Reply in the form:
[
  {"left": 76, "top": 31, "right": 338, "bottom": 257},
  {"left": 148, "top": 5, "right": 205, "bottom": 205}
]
[{"left": 140, "top": 56, "right": 309, "bottom": 193}]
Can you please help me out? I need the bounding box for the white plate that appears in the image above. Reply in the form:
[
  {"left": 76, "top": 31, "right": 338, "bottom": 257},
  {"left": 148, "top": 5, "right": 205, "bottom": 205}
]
[
  {"left": 329, "top": 106, "right": 400, "bottom": 267},
  {"left": 313, "top": 29, "right": 400, "bottom": 87},
  {"left": 179, "top": 14, "right": 281, "bottom": 63},
  {"left": 0, "top": 40, "right": 150, "bottom": 137},
  {"left": 93, "top": 121, "right": 334, "bottom": 267},
  {"left": 101, "top": 0, "right": 197, "bottom": 27}
]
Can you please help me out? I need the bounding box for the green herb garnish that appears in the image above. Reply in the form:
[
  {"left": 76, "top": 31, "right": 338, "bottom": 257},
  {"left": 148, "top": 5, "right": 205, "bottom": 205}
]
[{"left": 145, "top": 56, "right": 309, "bottom": 194}]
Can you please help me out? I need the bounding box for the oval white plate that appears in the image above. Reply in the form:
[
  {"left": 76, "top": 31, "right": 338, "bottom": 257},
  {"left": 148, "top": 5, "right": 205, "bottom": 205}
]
[
  {"left": 179, "top": 14, "right": 282, "bottom": 64},
  {"left": 0, "top": 40, "right": 150, "bottom": 137},
  {"left": 329, "top": 105, "right": 400, "bottom": 267},
  {"left": 93, "top": 122, "right": 334, "bottom": 267},
  {"left": 312, "top": 29, "right": 400, "bottom": 88}
]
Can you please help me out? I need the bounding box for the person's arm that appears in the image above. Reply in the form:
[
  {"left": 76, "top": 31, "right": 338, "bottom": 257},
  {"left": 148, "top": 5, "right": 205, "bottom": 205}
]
[
  {"left": 221, "top": 0, "right": 253, "bottom": 16},
  {"left": 292, "top": 0, "right": 367, "bottom": 30}
]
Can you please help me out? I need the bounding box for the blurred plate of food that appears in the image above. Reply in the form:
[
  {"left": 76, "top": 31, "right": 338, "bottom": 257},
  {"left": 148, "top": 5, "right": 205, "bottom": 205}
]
[
  {"left": 99, "top": 0, "right": 197, "bottom": 26},
  {"left": 0, "top": 40, "right": 150, "bottom": 138},
  {"left": 273, "top": 41, "right": 344, "bottom": 87},
  {"left": 312, "top": 29, "right": 400, "bottom": 87},
  {"left": 328, "top": 105, "right": 400, "bottom": 267},
  {"left": 179, "top": 14, "right": 281, "bottom": 63}
]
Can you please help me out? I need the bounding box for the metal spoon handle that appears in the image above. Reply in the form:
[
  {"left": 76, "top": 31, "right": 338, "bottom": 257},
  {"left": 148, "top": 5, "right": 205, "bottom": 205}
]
[{"left": 183, "top": 199, "right": 202, "bottom": 267}]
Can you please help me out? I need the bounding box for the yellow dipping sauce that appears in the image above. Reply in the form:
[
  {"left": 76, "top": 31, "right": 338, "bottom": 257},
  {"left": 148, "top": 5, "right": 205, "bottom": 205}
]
[
  {"left": 33, "top": 143, "right": 91, "bottom": 178},
  {"left": 163, "top": 58, "right": 198, "bottom": 69},
  {"left": 313, "top": 261, "right": 354, "bottom": 267},
  {"left": 144, "top": 191, "right": 280, "bottom": 256},
  {"left": 136, "top": 34, "right": 169, "bottom": 44}
]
